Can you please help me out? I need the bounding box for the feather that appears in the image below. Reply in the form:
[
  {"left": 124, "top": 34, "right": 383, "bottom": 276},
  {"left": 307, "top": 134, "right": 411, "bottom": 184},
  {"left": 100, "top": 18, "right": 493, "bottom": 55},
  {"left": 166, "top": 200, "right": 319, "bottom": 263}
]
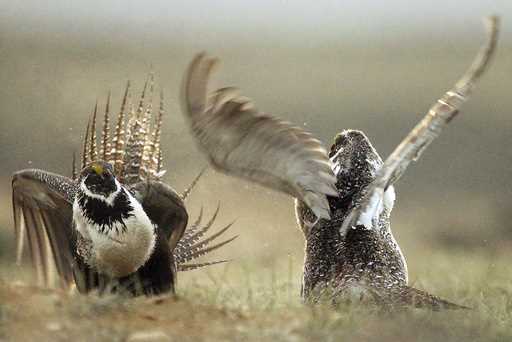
[
  {"left": 81, "top": 117, "right": 91, "bottom": 169},
  {"left": 181, "top": 53, "right": 338, "bottom": 220},
  {"left": 89, "top": 102, "right": 98, "bottom": 162},
  {"left": 124, "top": 79, "right": 150, "bottom": 184},
  {"left": 181, "top": 166, "right": 207, "bottom": 201},
  {"left": 340, "top": 16, "right": 500, "bottom": 234},
  {"left": 149, "top": 90, "right": 165, "bottom": 177},
  {"left": 112, "top": 81, "right": 130, "bottom": 178},
  {"left": 178, "top": 260, "right": 229, "bottom": 272},
  {"left": 140, "top": 74, "right": 156, "bottom": 180},
  {"left": 187, "top": 221, "right": 235, "bottom": 253},
  {"left": 101, "top": 91, "right": 112, "bottom": 162},
  {"left": 178, "top": 235, "right": 238, "bottom": 264}
]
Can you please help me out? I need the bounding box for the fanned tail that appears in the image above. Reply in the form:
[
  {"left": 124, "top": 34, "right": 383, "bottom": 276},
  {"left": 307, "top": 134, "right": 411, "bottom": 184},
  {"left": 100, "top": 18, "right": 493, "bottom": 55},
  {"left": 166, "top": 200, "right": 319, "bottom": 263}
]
[
  {"left": 174, "top": 206, "right": 237, "bottom": 271},
  {"left": 79, "top": 76, "right": 167, "bottom": 183},
  {"left": 180, "top": 204, "right": 220, "bottom": 248},
  {"left": 123, "top": 78, "right": 150, "bottom": 184}
]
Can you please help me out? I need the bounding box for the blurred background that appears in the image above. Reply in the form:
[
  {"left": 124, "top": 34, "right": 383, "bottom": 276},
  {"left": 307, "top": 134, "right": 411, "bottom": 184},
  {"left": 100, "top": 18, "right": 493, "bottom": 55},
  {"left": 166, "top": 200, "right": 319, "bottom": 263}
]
[{"left": 0, "top": 1, "right": 511, "bottom": 290}]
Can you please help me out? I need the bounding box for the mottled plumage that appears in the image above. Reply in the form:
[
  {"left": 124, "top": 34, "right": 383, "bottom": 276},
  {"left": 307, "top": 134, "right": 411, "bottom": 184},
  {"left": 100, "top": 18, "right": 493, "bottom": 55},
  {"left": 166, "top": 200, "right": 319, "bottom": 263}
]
[
  {"left": 182, "top": 18, "right": 499, "bottom": 309},
  {"left": 12, "top": 79, "right": 236, "bottom": 296}
]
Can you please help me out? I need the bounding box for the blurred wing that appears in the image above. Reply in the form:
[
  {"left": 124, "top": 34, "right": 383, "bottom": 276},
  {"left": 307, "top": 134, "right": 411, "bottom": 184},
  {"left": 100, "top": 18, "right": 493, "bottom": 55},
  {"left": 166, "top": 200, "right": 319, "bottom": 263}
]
[
  {"left": 341, "top": 17, "right": 499, "bottom": 234},
  {"left": 181, "top": 53, "right": 338, "bottom": 220},
  {"left": 131, "top": 181, "right": 189, "bottom": 251},
  {"left": 12, "top": 169, "right": 77, "bottom": 289}
]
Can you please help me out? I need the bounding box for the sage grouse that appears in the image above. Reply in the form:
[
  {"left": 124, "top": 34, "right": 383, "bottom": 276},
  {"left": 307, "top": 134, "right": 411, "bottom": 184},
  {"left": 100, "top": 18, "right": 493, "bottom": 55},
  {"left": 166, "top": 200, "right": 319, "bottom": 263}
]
[
  {"left": 12, "top": 78, "right": 237, "bottom": 296},
  {"left": 180, "top": 17, "right": 498, "bottom": 309}
]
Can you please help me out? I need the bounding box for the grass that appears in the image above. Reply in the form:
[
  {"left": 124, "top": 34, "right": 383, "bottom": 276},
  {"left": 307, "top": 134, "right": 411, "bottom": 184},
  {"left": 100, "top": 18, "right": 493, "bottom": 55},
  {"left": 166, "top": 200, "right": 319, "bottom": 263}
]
[
  {"left": 0, "top": 23, "right": 511, "bottom": 341},
  {"left": 1, "top": 248, "right": 511, "bottom": 342}
]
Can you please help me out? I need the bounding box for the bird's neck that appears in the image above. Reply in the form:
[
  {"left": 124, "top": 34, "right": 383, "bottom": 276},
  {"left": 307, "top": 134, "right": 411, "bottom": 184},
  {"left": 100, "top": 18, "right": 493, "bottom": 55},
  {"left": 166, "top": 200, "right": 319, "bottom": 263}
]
[
  {"left": 77, "top": 188, "right": 134, "bottom": 232},
  {"left": 73, "top": 188, "right": 157, "bottom": 278}
]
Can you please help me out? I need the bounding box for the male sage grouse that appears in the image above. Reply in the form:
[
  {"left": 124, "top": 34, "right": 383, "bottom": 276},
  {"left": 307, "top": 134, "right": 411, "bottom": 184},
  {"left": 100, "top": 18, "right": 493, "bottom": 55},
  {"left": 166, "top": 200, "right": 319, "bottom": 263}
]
[
  {"left": 12, "top": 76, "right": 237, "bottom": 296},
  {"left": 180, "top": 17, "right": 499, "bottom": 309}
]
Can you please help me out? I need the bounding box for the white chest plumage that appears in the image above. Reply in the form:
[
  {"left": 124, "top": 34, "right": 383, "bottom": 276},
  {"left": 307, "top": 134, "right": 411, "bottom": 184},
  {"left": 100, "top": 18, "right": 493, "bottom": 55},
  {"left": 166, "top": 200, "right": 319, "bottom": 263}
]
[{"left": 73, "top": 183, "right": 156, "bottom": 278}]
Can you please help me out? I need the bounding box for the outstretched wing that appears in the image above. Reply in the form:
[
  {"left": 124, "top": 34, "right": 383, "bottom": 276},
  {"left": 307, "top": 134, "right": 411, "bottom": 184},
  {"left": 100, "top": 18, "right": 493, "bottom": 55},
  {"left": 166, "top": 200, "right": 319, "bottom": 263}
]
[
  {"left": 181, "top": 53, "right": 338, "bottom": 220},
  {"left": 341, "top": 17, "right": 499, "bottom": 233},
  {"left": 131, "top": 181, "right": 189, "bottom": 251},
  {"left": 12, "top": 169, "right": 78, "bottom": 289}
]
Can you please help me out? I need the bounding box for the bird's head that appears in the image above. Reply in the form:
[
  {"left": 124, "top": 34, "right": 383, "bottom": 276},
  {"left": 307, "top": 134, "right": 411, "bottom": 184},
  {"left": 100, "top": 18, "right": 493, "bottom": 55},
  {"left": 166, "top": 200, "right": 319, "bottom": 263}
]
[
  {"left": 296, "top": 130, "right": 384, "bottom": 236},
  {"left": 329, "top": 130, "right": 383, "bottom": 199},
  {"left": 79, "top": 161, "right": 120, "bottom": 201}
]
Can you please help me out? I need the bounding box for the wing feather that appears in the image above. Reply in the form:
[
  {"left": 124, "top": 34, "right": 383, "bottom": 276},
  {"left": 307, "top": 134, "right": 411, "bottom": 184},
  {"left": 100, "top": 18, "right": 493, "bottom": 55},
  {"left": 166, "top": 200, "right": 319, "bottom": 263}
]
[
  {"left": 12, "top": 169, "right": 78, "bottom": 289},
  {"left": 181, "top": 53, "right": 338, "bottom": 220},
  {"left": 341, "top": 17, "right": 499, "bottom": 234},
  {"left": 131, "top": 181, "right": 189, "bottom": 251}
]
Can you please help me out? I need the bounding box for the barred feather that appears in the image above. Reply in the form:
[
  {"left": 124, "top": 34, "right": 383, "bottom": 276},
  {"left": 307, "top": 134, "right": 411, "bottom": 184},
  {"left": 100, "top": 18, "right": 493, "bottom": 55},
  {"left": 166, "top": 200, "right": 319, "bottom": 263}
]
[
  {"left": 150, "top": 91, "right": 165, "bottom": 174},
  {"left": 89, "top": 102, "right": 98, "bottom": 163},
  {"left": 123, "top": 79, "right": 149, "bottom": 184},
  {"left": 80, "top": 78, "right": 168, "bottom": 183},
  {"left": 180, "top": 207, "right": 203, "bottom": 241},
  {"left": 173, "top": 207, "right": 204, "bottom": 259},
  {"left": 178, "top": 260, "right": 229, "bottom": 272},
  {"left": 81, "top": 117, "right": 91, "bottom": 169},
  {"left": 181, "top": 167, "right": 207, "bottom": 201},
  {"left": 174, "top": 204, "right": 237, "bottom": 267},
  {"left": 181, "top": 204, "right": 220, "bottom": 248},
  {"left": 140, "top": 74, "right": 155, "bottom": 179},
  {"left": 187, "top": 221, "right": 235, "bottom": 255},
  {"left": 177, "top": 236, "right": 238, "bottom": 265},
  {"left": 101, "top": 91, "right": 112, "bottom": 161},
  {"left": 112, "top": 81, "right": 130, "bottom": 178}
]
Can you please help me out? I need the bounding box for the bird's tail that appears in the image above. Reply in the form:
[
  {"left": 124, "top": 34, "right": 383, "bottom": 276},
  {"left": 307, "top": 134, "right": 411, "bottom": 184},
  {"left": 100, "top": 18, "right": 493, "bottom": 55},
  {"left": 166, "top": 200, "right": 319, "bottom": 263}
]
[
  {"left": 392, "top": 286, "right": 470, "bottom": 311},
  {"left": 174, "top": 204, "right": 238, "bottom": 272}
]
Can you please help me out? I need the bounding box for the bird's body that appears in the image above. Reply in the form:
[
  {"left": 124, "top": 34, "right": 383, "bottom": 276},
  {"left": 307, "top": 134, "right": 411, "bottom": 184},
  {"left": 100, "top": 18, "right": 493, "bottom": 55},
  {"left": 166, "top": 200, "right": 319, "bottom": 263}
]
[
  {"left": 73, "top": 165, "right": 156, "bottom": 278},
  {"left": 12, "top": 79, "right": 235, "bottom": 296},
  {"left": 296, "top": 131, "right": 408, "bottom": 303},
  {"left": 181, "top": 17, "right": 498, "bottom": 310}
]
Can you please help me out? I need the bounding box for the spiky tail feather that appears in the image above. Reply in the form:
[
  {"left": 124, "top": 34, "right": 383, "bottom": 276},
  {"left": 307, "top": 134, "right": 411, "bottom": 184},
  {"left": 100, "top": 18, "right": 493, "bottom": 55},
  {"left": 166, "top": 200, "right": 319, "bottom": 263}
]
[
  {"left": 174, "top": 205, "right": 237, "bottom": 271},
  {"left": 181, "top": 167, "right": 208, "bottom": 201},
  {"left": 80, "top": 77, "right": 168, "bottom": 184}
]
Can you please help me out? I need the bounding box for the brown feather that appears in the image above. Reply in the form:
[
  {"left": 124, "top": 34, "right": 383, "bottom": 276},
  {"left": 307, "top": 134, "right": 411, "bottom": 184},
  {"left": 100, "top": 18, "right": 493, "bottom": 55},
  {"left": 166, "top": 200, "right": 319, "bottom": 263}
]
[
  {"left": 89, "top": 102, "right": 98, "bottom": 162},
  {"left": 101, "top": 91, "right": 112, "bottom": 161},
  {"left": 112, "top": 81, "right": 130, "bottom": 178}
]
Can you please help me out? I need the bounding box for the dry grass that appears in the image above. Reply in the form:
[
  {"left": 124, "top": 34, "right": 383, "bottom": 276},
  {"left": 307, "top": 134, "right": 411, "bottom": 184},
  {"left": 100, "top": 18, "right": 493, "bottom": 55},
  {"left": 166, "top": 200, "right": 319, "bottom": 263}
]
[
  {"left": 1, "top": 248, "right": 511, "bottom": 342},
  {"left": 1, "top": 19, "right": 511, "bottom": 342}
]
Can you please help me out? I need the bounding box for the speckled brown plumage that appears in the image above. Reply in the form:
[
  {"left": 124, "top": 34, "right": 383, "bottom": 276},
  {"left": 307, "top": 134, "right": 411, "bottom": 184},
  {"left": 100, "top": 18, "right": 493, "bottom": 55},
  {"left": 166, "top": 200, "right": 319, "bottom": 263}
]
[
  {"left": 296, "top": 130, "right": 457, "bottom": 309},
  {"left": 182, "top": 18, "right": 499, "bottom": 310}
]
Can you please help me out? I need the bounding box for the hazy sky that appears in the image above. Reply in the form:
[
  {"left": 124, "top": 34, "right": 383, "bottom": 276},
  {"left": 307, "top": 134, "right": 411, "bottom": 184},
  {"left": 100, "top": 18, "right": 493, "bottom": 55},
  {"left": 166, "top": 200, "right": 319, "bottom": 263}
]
[
  {"left": 2, "top": 0, "right": 511, "bottom": 44},
  {"left": 1, "top": 0, "right": 511, "bottom": 262}
]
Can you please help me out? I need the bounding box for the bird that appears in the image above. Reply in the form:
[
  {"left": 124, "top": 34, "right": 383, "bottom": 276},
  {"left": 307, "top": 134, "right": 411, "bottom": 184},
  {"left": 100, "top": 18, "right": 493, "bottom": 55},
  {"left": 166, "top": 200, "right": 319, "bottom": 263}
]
[
  {"left": 12, "top": 76, "right": 237, "bottom": 296},
  {"left": 180, "top": 17, "right": 499, "bottom": 309}
]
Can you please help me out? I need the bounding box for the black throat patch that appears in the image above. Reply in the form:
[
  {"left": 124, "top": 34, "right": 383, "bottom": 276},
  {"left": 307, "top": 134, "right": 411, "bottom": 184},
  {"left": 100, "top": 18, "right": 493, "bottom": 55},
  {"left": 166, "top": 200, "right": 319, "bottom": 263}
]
[{"left": 77, "top": 188, "right": 134, "bottom": 234}]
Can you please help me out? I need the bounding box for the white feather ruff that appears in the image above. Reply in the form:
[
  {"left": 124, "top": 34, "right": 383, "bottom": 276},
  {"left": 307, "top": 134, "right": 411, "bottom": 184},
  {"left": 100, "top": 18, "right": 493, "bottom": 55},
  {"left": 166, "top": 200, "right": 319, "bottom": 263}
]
[{"left": 73, "top": 184, "right": 156, "bottom": 278}]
